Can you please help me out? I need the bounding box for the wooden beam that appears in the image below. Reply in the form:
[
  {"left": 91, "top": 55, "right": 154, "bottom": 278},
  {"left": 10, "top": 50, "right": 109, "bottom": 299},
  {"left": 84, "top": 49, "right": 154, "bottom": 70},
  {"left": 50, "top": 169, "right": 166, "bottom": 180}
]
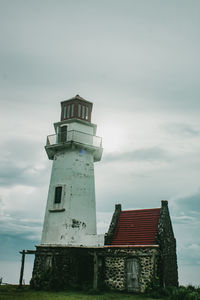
[
  {"left": 19, "top": 250, "right": 25, "bottom": 287},
  {"left": 19, "top": 250, "right": 36, "bottom": 255}
]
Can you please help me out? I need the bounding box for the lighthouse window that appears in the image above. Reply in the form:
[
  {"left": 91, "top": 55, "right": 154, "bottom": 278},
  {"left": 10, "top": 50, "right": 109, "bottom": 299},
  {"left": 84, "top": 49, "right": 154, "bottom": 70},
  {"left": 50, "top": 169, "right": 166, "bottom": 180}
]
[
  {"left": 78, "top": 104, "right": 81, "bottom": 117},
  {"left": 63, "top": 106, "right": 67, "bottom": 119},
  {"left": 54, "top": 186, "right": 62, "bottom": 204},
  {"left": 71, "top": 104, "right": 74, "bottom": 117},
  {"left": 85, "top": 106, "right": 89, "bottom": 120},
  {"left": 82, "top": 105, "right": 85, "bottom": 119},
  {"left": 67, "top": 105, "right": 70, "bottom": 119}
]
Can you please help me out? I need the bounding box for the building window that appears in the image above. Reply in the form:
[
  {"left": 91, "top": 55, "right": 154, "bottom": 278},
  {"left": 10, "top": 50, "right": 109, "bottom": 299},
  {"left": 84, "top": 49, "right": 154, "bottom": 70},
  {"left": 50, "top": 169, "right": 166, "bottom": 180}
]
[
  {"left": 78, "top": 104, "right": 81, "bottom": 117},
  {"left": 67, "top": 105, "right": 70, "bottom": 119},
  {"left": 54, "top": 186, "right": 62, "bottom": 204},
  {"left": 63, "top": 106, "right": 67, "bottom": 119},
  {"left": 71, "top": 104, "right": 74, "bottom": 117},
  {"left": 85, "top": 106, "right": 89, "bottom": 120},
  {"left": 82, "top": 105, "right": 85, "bottom": 119}
]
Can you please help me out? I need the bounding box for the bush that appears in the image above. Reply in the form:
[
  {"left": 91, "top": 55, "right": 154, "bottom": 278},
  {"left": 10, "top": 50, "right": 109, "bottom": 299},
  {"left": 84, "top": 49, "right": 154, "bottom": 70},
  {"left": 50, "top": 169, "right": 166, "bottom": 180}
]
[
  {"left": 145, "top": 280, "right": 200, "bottom": 300},
  {"left": 169, "top": 285, "right": 200, "bottom": 300},
  {"left": 185, "top": 291, "right": 200, "bottom": 300},
  {"left": 170, "top": 286, "right": 188, "bottom": 300}
]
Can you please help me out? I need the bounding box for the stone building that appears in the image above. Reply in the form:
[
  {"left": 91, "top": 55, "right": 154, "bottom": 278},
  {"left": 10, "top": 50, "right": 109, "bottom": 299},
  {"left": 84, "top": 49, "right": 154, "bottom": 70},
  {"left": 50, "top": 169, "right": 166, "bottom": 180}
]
[
  {"left": 104, "top": 200, "right": 178, "bottom": 292},
  {"left": 31, "top": 95, "right": 178, "bottom": 292}
]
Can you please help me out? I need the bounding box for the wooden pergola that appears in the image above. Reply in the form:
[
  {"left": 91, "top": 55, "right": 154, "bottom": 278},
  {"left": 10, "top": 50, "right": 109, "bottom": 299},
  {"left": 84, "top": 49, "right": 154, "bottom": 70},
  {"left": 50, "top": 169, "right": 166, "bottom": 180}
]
[{"left": 19, "top": 250, "right": 36, "bottom": 286}]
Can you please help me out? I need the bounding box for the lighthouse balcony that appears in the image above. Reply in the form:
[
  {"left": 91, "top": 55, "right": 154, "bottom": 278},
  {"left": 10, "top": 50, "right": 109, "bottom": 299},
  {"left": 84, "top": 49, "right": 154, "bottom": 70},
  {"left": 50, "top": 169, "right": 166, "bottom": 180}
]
[{"left": 45, "top": 130, "right": 103, "bottom": 161}]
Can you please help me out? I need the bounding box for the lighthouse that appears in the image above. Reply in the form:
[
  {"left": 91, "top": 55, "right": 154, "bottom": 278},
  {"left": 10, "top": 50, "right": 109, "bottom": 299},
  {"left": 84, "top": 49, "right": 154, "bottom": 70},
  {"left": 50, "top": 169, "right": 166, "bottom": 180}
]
[
  {"left": 31, "top": 95, "right": 178, "bottom": 291},
  {"left": 41, "top": 95, "right": 103, "bottom": 246}
]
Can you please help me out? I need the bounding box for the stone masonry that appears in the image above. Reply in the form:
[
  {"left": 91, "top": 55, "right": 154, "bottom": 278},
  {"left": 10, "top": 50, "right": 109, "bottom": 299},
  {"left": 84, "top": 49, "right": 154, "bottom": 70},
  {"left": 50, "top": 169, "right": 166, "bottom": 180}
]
[
  {"left": 104, "top": 247, "right": 158, "bottom": 292},
  {"left": 156, "top": 200, "right": 178, "bottom": 287},
  {"left": 31, "top": 245, "right": 158, "bottom": 293}
]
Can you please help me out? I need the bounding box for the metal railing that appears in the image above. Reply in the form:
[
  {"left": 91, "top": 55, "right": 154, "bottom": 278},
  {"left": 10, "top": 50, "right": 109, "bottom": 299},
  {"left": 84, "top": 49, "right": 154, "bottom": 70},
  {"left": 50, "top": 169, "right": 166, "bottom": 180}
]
[{"left": 46, "top": 130, "right": 102, "bottom": 148}]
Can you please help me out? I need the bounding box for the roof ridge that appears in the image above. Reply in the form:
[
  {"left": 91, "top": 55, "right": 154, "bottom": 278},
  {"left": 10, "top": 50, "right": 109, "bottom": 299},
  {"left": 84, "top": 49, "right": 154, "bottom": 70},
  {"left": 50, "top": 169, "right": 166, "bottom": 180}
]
[{"left": 121, "top": 208, "right": 160, "bottom": 212}]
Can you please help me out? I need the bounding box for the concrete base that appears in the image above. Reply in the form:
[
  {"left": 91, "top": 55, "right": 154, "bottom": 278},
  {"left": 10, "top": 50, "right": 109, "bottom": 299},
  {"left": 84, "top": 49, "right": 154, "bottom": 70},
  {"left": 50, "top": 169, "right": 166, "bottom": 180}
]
[{"left": 41, "top": 234, "right": 104, "bottom": 247}]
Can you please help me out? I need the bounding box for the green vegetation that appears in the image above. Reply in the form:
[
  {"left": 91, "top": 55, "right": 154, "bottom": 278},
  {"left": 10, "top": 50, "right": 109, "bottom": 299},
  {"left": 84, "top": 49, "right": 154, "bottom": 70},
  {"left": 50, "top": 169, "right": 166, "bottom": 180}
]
[
  {"left": 146, "top": 285, "right": 200, "bottom": 300},
  {"left": 0, "top": 285, "right": 159, "bottom": 300},
  {"left": 1, "top": 285, "right": 200, "bottom": 300}
]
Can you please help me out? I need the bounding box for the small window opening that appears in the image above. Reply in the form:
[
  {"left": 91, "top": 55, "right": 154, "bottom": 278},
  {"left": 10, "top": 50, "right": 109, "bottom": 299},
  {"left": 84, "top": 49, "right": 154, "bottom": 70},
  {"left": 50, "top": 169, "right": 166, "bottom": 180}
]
[
  {"left": 82, "top": 105, "right": 85, "bottom": 119},
  {"left": 71, "top": 104, "right": 74, "bottom": 117},
  {"left": 67, "top": 105, "right": 70, "bottom": 118},
  {"left": 54, "top": 186, "right": 62, "bottom": 204},
  {"left": 78, "top": 104, "right": 81, "bottom": 117},
  {"left": 85, "top": 106, "right": 89, "bottom": 120},
  {"left": 63, "top": 106, "right": 67, "bottom": 119}
]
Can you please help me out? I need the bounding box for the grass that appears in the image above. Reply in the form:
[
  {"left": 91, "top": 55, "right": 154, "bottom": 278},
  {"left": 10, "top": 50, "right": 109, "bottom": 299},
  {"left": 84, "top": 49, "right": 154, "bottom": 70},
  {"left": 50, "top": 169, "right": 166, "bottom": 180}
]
[{"left": 0, "top": 285, "right": 162, "bottom": 300}]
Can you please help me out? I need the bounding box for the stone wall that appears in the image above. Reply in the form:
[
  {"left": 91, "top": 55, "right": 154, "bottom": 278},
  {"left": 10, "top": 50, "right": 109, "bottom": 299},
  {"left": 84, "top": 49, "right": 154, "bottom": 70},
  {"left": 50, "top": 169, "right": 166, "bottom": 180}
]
[
  {"left": 156, "top": 201, "right": 178, "bottom": 287},
  {"left": 31, "top": 245, "right": 159, "bottom": 292},
  {"left": 104, "top": 247, "right": 159, "bottom": 293},
  {"left": 31, "top": 246, "right": 95, "bottom": 290},
  {"left": 105, "top": 204, "right": 121, "bottom": 245},
  {"left": 104, "top": 256, "right": 125, "bottom": 290}
]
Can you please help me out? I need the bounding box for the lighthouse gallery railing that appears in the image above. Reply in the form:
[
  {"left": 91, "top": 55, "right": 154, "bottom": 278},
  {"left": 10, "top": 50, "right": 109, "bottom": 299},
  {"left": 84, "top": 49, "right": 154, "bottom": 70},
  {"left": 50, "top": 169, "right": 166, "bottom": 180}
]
[{"left": 46, "top": 130, "right": 102, "bottom": 148}]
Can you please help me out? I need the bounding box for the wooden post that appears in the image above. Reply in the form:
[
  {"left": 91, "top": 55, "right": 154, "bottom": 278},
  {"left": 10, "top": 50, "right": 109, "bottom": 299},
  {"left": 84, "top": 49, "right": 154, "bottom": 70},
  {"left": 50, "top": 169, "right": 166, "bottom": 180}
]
[
  {"left": 93, "top": 251, "right": 98, "bottom": 290},
  {"left": 19, "top": 250, "right": 25, "bottom": 287}
]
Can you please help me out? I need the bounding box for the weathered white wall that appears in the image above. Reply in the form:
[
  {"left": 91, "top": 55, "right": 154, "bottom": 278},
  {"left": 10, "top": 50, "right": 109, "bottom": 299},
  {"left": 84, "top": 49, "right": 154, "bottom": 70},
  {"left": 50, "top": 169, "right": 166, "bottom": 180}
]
[
  {"left": 54, "top": 120, "right": 96, "bottom": 135},
  {"left": 42, "top": 116, "right": 103, "bottom": 246},
  {"left": 41, "top": 146, "right": 103, "bottom": 246}
]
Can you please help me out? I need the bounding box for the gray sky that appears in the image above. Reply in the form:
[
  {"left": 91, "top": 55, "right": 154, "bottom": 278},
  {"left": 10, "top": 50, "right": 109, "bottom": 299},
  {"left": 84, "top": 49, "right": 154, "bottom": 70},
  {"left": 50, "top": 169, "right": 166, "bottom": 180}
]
[{"left": 0, "top": 0, "right": 200, "bottom": 285}]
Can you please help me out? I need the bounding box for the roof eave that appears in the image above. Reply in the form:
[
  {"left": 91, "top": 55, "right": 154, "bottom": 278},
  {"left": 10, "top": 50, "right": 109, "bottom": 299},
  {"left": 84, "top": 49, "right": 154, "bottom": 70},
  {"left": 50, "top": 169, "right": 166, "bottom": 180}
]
[{"left": 104, "top": 244, "right": 159, "bottom": 248}]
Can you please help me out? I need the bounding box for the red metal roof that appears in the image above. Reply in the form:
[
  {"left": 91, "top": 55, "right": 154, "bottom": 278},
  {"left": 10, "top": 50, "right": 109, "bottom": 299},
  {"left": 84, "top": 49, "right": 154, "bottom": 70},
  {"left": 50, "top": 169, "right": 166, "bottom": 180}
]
[{"left": 111, "top": 208, "right": 161, "bottom": 246}]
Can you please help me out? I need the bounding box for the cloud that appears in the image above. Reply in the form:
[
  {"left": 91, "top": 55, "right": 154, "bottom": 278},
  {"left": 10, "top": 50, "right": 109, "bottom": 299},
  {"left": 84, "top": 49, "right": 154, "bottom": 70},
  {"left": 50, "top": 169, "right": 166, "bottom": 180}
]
[
  {"left": 172, "top": 215, "right": 198, "bottom": 225},
  {"left": 168, "top": 191, "right": 200, "bottom": 266},
  {"left": 178, "top": 241, "right": 200, "bottom": 266},
  {"left": 0, "top": 207, "right": 42, "bottom": 262},
  {"left": 163, "top": 123, "right": 200, "bottom": 137},
  {"left": 173, "top": 192, "right": 200, "bottom": 216},
  {"left": 0, "top": 196, "right": 43, "bottom": 242},
  {"left": 0, "top": 214, "right": 42, "bottom": 240},
  {"left": 0, "top": 160, "right": 49, "bottom": 187},
  {"left": 0, "top": 0, "right": 200, "bottom": 114},
  {"left": 0, "top": 233, "right": 39, "bottom": 261},
  {"left": 0, "top": 137, "right": 50, "bottom": 187},
  {"left": 103, "top": 147, "right": 171, "bottom": 163},
  {"left": 96, "top": 212, "right": 112, "bottom": 234}
]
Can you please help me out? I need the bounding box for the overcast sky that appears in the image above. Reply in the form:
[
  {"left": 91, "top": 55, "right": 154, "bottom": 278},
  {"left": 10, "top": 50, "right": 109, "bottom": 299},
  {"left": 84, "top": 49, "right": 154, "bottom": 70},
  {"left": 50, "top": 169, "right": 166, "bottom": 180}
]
[{"left": 0, "top": 0, "right": 200, "bottom": 285}]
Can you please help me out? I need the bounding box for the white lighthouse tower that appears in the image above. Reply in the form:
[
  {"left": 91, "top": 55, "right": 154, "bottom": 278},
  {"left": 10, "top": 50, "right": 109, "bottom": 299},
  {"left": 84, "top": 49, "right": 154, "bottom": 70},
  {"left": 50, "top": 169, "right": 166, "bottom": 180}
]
[{"left": 41, "top": 95, "right": 103, "bottom": 247}]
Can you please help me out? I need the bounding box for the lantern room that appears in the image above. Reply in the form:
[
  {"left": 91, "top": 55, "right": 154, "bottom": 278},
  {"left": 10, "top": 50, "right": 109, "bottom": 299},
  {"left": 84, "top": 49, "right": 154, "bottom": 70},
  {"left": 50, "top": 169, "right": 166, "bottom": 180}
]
[{"left": 61, "top": 95, "right": 93, "bottom": 122}]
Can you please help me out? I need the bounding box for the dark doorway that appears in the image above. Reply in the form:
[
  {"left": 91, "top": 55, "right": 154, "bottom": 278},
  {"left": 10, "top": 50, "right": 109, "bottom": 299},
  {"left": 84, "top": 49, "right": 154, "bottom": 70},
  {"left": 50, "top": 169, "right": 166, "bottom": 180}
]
[
  {"left": 77, "top": 254, "right": 94, "bottom": 288},
  {"left": 59, "top": 126, "right": 67, "bottom": 143}
]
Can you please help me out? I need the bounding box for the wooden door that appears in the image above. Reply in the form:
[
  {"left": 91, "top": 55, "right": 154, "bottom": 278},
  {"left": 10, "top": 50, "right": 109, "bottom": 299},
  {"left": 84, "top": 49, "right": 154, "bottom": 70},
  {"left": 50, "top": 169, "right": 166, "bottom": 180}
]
[{"left": 126, "top": 258, "right": 139, "bottom": 292}]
